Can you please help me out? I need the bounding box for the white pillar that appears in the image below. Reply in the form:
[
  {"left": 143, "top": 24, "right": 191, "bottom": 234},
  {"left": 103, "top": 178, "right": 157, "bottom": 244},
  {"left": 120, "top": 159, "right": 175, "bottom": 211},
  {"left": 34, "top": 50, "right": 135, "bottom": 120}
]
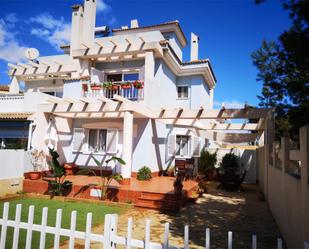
[
  {"left": 144, "top": 51, "right": 155, "bottom": 103},
  {"left": 122, "top": 111, "right": 133, "bottom": 182}
]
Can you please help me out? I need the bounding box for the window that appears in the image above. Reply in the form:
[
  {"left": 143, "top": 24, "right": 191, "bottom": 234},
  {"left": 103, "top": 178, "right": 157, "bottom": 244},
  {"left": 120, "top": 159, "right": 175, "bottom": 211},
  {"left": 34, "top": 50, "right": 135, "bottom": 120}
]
[
  {"left": 43, "top": 91, "right": 63, "bottom": 98},
  {"left": 123, "top": 73, "right": 139, "bottom": 81},
  {"left": 176, "top": 135, "right": 190, "bottom": 157},
  {"left": 177, "top": 86, "right": 189, "bottom": 99},
  {"left": 88, "top": 129, "right": 107, "bottom": 152},
  {"left": 107, "top": 74, "right": 122, "bottom": 82}
]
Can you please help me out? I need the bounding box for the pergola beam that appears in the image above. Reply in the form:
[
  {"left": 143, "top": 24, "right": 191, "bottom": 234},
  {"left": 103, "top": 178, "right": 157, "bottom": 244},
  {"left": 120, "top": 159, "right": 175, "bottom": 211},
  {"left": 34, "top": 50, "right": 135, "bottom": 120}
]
[{"left": 153, "top": 108, "right": 270, "bottom": 119}]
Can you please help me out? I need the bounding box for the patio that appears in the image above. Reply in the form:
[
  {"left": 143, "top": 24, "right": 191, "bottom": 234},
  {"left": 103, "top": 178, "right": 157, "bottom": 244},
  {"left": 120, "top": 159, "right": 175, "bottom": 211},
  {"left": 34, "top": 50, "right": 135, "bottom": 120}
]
[{"left": 23, "top": 175, "right": 199, "bottom": 211}]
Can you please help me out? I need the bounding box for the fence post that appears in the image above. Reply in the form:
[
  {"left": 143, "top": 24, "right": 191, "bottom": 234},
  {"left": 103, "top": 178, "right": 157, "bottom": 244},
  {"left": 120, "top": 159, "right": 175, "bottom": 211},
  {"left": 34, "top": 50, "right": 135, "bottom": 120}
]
[
  {"left": 39, "top": 207, "right": 48, "bottom": 249},
  {"left": 127, "top": 217, "right": 133, "bottom": 249},
  {"left": 25, "top": 205, "right": 35, "bottom": 249},
  {"left": 163, "top": 223, "right": 169, "bottom": 249},
  {"left": 12, "top": 204, "right": 22, "bottom": 249},
  {"left": 184, "top": 225, "right": 189, "bottom": 249},
  {"left": 110, "top": 214, "right": 118, "bottom": 249},
  {"left": 0, "top": 202, "right": 9, "bottom": 249},
  {"left": 103, "top": 214, "right": 112, "bottom": 249},
  {"left": 145, "top": 219, "right": 151, "bottom": 249},
  {"left": 85, "top": 213, "right": 93, "bottom": 249},
  {"left": 228, "top": 231, "right": 232, "bottom": 249},
  {"left": 205, "top": 228, "right": 210, "bottom": 249},
  {"left": 69, "top": 210, "right": 77, "bottom": 249},
  {"left": 277, "top": 238, "right": 283, "bottom": 249},
  {"left": 252, "top": 234, "right": 257, "bottom": 249}
]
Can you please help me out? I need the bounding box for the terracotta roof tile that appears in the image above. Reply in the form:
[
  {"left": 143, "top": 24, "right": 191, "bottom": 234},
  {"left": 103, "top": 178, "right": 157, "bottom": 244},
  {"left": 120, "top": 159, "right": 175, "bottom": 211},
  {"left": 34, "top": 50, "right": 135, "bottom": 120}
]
[{"left": 0, "top": 112, "right": 32, "bottom": 120}]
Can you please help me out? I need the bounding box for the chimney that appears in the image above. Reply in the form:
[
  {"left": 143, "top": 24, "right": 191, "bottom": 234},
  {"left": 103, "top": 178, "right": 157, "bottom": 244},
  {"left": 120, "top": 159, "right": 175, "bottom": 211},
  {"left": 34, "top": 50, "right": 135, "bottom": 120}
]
[
  {"left": 190, "top": 32, "right": 199, "bottom": 61},
  {"left": 130, "top": 19, "right": 139, "bottom": 28},
  {"left": 82, "top": 0, "right": 97, "bottom": 45},
  {"left": 70, "top": 5, "right": 84, "bottom": 55},
  {"left": 9, "top": 76, "right": 20, "bottom": 94}
]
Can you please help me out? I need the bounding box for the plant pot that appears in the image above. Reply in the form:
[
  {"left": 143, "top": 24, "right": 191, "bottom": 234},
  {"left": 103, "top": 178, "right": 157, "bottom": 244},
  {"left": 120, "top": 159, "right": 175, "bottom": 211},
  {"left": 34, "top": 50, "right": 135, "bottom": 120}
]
[
  {"left": 91, "top": 86, "right": 101, "bottom": 91},
  {"left": 63, "top": 163, "right": 77, "bottom": 175},
  {"left": 28, "top": 171, "right": 41, "bottom": 180},
  {"left": 112, "top": 85, "right": 119, "bottom": 90}
]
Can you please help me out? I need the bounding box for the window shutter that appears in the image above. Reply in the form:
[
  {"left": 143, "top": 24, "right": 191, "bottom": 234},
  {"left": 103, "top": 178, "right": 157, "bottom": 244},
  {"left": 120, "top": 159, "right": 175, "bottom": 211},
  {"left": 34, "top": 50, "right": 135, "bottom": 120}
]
[
  {"left": 72, "top": 128, "right": 85, "bottom": 152},
  {"left": 191, "top": 135, "right": 201, "bottom": 157},
  {"left": 167, "top": 134, "right": 176, "bottom": 157},
  {"left": 106, "top": 129, "right": 118, "bottom": 154}
]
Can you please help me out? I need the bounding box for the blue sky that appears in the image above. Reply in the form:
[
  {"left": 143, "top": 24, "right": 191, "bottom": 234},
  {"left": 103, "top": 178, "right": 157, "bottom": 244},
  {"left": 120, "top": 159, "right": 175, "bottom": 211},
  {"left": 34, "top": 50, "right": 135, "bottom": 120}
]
[{"left": 0, "top": 0, "right": 291, "bottom": 108}]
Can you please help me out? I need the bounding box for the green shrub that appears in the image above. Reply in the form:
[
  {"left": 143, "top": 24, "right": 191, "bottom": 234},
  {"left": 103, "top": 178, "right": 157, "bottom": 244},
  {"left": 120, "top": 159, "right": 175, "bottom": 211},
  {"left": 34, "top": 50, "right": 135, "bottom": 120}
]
[
  {"left": 137, "top": 166, "right": 152, "bottom": 180},
  {"left": 198, "top": 149, "right": 217, "bottom": 175},
  {"left": 220, "top": 153, "right": 240, "bottom": 170}
]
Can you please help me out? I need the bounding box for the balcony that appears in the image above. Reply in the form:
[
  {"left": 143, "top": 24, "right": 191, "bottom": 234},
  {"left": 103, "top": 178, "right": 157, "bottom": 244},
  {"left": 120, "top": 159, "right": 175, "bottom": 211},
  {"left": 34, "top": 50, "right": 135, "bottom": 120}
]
[
  {"left": 0, "top": 94, "right": 25, "bottom": 113},
  {"left": 82, "top": 81, "right": 144, "bottom": 100}
]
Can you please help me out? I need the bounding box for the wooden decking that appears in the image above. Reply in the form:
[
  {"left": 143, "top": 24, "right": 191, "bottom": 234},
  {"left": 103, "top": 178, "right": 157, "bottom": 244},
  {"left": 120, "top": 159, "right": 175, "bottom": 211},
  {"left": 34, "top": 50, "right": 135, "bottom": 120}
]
[{"left": 23, "top": 176, "right": 199, "bottom": 211}]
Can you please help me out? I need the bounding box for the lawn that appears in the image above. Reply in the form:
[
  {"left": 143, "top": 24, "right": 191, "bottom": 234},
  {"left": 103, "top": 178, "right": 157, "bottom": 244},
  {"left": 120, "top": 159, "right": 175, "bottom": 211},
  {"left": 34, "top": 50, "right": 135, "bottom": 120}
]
[{"left": 0, "top": 197, "right": 127, "bottom": 249}]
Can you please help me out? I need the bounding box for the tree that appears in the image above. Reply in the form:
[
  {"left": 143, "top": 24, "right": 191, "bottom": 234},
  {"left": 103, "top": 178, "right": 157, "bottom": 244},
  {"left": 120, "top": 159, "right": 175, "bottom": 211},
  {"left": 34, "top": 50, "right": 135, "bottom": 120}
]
[{"left": 252, "top": 0, "right": 309, "bottom": 140}]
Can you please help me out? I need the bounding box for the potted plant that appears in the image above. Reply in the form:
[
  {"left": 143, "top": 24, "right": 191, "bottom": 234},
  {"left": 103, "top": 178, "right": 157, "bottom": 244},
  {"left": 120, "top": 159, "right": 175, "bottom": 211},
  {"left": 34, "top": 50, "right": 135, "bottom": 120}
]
[
  {"left": 218, "top": 152, "right": 241, "bottom": 190},
  {"left": 137, "top": 166, "right": 152, "bottom": 180},
  {"left": 173, "top": 175, "right": 183, "bottom": 194},
  {"left": 121, "top": 82, "right": 132, "bottom": 89},
  {"left": 44, "top": 148, "right": 72, "bottom": 196},
  {"left": 112, "top": 84, "right": 119, "bottom": 90},
  {"left": 82, "top": 83, "right": 88, "bottom": 92},
  {"left": 90, "top": 84, "right": 101, "bottom": 91},
  {"left": 133, "top": 80, "right": 144, "bottom": 89},
  {"left": 28, "top": 149, "right": 45, "bottom": 180},
  {"left": 198, "top": 149, "right": 217, "bottom": 181},
  {"left": 102, "top": 82, "right": 112, "bottom": 90}
]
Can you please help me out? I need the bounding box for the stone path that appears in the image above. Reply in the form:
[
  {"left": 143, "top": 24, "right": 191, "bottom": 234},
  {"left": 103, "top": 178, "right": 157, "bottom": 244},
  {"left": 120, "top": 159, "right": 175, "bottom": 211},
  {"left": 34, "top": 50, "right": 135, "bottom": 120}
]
[{"left": 59, "top": 182, "right": 281, "bottom": 249}]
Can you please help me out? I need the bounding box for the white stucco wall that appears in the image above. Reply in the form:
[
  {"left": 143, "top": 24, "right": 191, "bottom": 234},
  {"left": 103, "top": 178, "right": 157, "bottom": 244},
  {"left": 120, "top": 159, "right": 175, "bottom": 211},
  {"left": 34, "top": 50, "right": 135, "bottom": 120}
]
[
  {"left": 0, "top": 150, "right": 25, "bottom": 179},
  {"left": 176, "top": 75, "right": 211, "bottom": 109},
  {"left": 163, "top": 32, "right": 183, "bottom": 61}
]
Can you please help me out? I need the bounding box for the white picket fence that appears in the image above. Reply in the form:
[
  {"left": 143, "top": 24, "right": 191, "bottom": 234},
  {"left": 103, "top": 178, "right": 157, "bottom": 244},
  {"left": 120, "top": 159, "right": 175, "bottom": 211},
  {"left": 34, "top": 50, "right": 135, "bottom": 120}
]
[{"left": 0, "top": 202, "right": 309, "bottom": 249}]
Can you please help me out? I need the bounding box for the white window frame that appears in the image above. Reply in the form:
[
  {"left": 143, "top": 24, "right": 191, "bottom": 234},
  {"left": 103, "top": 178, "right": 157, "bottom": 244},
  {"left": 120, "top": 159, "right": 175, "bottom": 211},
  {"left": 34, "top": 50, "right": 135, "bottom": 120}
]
[
  {"left": 85, "top": 128, "right": 118, "bottom": 155},
  {"left": 87, "top": 129, "right": 107, "bottom": 153},
  {"left": 177, "top": 85, "right": 189, "bottom": 100},
  {"left": 175, "top": 135, "right": 191, "bottom": 158},
  {"left": 105, "top": 70, "right": 141, "bottom": 81}
]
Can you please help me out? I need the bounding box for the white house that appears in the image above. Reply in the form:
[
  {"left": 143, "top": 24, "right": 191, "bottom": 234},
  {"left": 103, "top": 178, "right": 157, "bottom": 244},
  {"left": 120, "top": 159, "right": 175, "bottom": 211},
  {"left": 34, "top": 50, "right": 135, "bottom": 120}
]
[{"left": 4, "top": 0, "right": 269, "bottom": 185}]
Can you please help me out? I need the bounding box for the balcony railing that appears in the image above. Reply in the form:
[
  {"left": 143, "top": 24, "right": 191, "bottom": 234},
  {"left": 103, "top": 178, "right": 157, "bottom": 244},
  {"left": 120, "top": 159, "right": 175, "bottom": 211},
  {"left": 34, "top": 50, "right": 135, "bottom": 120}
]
[{"left": 82, "top": 81, "right": 144, "bottom": 100}]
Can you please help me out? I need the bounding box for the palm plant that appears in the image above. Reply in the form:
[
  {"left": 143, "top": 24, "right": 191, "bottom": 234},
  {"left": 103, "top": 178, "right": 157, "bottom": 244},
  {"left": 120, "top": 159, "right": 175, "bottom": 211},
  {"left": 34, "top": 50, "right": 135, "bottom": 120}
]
[{"left": 78, "top": 155, "right": 126, "bottom": 200}]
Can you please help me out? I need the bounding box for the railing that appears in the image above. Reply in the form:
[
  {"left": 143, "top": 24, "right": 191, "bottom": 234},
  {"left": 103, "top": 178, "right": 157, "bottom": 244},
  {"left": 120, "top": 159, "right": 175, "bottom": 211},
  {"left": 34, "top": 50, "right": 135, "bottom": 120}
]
[
  {"left": 83, "top": 82, "right": 144, "bottom": 100},
  {"left": 0, "top": 94, "right": 25, "bottom": 113},
  {"left": 0, "top": 202, "right": 304, "bottom": 249}
]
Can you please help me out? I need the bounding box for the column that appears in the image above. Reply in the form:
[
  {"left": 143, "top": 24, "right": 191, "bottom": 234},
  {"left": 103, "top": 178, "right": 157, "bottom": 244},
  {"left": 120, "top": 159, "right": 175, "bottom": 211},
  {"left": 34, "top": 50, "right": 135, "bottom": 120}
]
[
  {"left": 121, "top": 111, "right": 133, "bottom": 184},
  {"left": 9, "top": 76, "right": 20, "bottom": 94},
  {"left": 144, "top": 51, "right": 155, "bottom": 102}
]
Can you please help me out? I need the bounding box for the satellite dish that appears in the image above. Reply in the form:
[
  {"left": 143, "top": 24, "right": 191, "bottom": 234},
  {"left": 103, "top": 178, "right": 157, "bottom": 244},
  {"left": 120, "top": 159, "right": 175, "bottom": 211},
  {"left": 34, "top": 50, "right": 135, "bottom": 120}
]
[{"left": 25, "top": 48, "right": 40, "bottom": 60}]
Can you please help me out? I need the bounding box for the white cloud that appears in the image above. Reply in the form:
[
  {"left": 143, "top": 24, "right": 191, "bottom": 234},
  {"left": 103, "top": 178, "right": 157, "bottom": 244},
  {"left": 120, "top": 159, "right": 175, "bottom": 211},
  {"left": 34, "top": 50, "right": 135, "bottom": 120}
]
[
  {"left": 30, "top": 13, "right": 64, "bottom": 29},
  {"left": 97, "top": 0, "right": 112, "bottom": 13},
  {"left": 6, "top": 13, "right": 18, "bottom": 24},
  {"left": 0, "top": 20, "right": 27, "bottom": 63},
  {"left": 214, "top": 100, "right": 245, "bottom": 109},
  {"left": 29, "top": 13, "right": 71, "bottom": 50}
]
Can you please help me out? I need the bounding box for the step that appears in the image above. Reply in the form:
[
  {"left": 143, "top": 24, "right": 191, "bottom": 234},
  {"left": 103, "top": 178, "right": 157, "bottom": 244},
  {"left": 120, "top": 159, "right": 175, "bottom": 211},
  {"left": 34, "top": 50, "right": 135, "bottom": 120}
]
[
  {"left": 135, "top": 200, "right": 180, "bottom": 211},
  {"left": 140, "top": 192, "right": 180, "bottom": 201}
]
